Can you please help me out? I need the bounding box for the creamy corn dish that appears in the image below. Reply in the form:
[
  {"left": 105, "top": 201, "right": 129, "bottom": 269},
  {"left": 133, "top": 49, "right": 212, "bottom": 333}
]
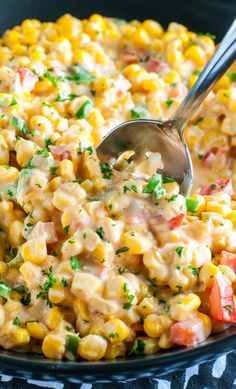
[{"left": 0, "top": 14, "right": 235, "bottom": 362}]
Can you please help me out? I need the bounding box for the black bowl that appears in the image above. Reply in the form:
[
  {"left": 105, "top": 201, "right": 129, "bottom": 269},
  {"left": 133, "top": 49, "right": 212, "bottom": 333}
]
[{"left": 0, "top": 0, "right": 236, "bottom": 382}]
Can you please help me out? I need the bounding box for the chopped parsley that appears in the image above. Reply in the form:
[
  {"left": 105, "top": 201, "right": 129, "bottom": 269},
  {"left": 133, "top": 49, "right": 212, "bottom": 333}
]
[
  {"left": 86, "top": 146, "right": 93, "bottom": 155},
  {"left": 175, "top": 247, "right": 184, "bottom": 257},
  {"left": 99, "top": 162, "right": 113, "bottom": 179},
  {"left": 118, "top": 267, "right": 126, "bottom": 274},
  {"left": 42, "top": 100, "right": 53, "bottom": 108},
  {"left": 45, "top": 137, "right": 52, "bottom": 148},
  {"left": 167, "top": 194, "right": 178, "bottom": 202},
  {"left": 108, "top": 204, "right": 113, "bottom": 211},
  {"left": 109, "top": 332, "right": 119, "bottom": 339},
  {"left": 61, "top": 277, "right": 68, "bottom": 288},
  {"left": 131, "top": 103, "right": 149, "bottom": 119},
  {"left": 95, "top": 227, "right": 105, "bottom": 240},
  {"left": 228, "top": 72, "right": 236, "bottom": 82},
  {"left": 129, "top": 338, "right": 145, "bottom": 355},
  {"left": 210, "top": 184, "right": 217, "bottom": 189},
  {"left": 73, "top": 178, "right": 81, "bottom": 183},
  {"left": 7, "top": 189, "right": 14, "bottom": 197},
  {"left": 10, "top": 96, "right": 17, "bottom": 106},
  {"left": 50, "top": 166, "right": 57, "bottom": 175},
  {"left": 123, "top": 293, "right": 135, "bottom": 310},
  {"left": 13, "top": 316, "right": 21, "bottom": 326},
  {"left": 116, "top": 247, "right": 129, "bottom": 255},
  {"left": 175, "top": 285, "right": 183, "bottom": 293},
  {"left": 165, "top": 99, "right": 174, "bottom": 109},
  {"left": 224, "top": 304, "right": 233, "bottom": 314},
  {"left": 188, "top": 265, "right": 199, "bottom": 277},
  {"left": 38, "top": 148, "right": 49, "bottom": 158},
  {"left": 64, "top": 225, "right": 70, "bottom": 233},
  {"left": 123, "top": 282, "right": 128, "bottom": 293},
  {"left": 36, "top": 267, "right": 56, "bottom": 307},
  {"left": 70, "top": 256, "right": 82, "bottom": 271}
]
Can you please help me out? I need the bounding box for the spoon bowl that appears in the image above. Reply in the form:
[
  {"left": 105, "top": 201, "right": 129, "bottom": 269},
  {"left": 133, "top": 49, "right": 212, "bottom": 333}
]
[
  {"left": 97, "top": 119, "right": 193, "bottom": 195},
  {"left": 97, "top": 19, "right": 236, "bottom": 195}
]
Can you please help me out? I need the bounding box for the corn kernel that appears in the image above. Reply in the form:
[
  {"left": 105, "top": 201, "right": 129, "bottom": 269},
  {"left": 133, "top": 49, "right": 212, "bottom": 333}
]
[
  {"left": 45, "top": 307, "right": 64, "bottom": 330},
  {"left": 102, "top": 318, "right": 129, "bottom": 343},
  {"left": 42, "top": 333, "right": 65, "bottom": 359},
  {"left": 132, "top": 28, "right": 150, "bottom": 49},
  {"left": 13, "top": 328, "right": 30, "bottom": 346},
  {"left": 170, "top": 293, "right": 201, "bottom": 321},
  {"left": 78, "top": 334, "right": 107, "bottom": 361},
  {"left": 144, "top": 314, "right": 173, "bottom": 337},
  {"left": 21, "top": 237, "right": 47, "bottom": 264},
  {"left": 26, "top": 321, "right": 48, "bottom": 340},
  {"left": 185, "top": 45, "right": 205, "bottom": 66},
  {"left": 142, "top": 20, "right": 163, "bottom": 38},
  {"left": 199, "top": 263, "right": 221, "bottom": 288}
]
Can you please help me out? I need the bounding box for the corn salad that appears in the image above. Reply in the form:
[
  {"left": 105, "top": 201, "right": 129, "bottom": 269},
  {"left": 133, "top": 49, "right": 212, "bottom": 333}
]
[{"left": 0, "top": 13, "right": 235, "bottom": 361}]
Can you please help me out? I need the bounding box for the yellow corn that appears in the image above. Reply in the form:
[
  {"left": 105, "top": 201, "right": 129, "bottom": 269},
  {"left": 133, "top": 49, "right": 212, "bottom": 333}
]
[
  {"left": 102, "top": 318, "right": 129, "bottom": 344},
  {"left": 45, "top": 307, "right": 64, "bottom": 330},
  {"left": 78, "top": 334, "right": 107, "bottom": 361},
  {"left": 169, "top": 293, "right": 201, "bottom": 321},
  {"left": 144, "top": 314, "right": 173, "bottom": 337},
  {"left": 21, "top": 237, "right": 47, "bottom": 264},
  {"left": 104, "top": 343, "right": 126, "bottom": 359},
  {"left": 185, "top": 45, "right": 205, "bottom": 66},
  {"left": 42, "top": 333, "right": 65, "bottom": 359},
  {"left": 13, "top": 328, "right": 30, "bottom": 346},
  {"left": 26, "top": 321, "right": 48, "bottom": 340},
  {"left": 199, "top": 263, "right": 221, "bottom": 288}
]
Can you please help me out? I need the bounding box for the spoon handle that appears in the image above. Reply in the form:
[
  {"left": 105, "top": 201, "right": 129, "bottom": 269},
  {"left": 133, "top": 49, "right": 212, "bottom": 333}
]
[{"left": 172, "top": 18, "right": 236, "bottom": 132}]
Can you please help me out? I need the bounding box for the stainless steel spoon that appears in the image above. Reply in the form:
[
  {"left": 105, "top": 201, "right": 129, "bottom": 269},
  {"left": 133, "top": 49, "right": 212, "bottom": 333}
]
[{"left": 97, "top": 19, "right": 236, "bottom": 195}]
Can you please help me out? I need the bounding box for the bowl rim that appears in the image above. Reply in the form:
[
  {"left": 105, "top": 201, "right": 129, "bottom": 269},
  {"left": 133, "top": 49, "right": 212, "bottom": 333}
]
[{"left": 0, "top": 327, "right": 235, "bottom": 374}]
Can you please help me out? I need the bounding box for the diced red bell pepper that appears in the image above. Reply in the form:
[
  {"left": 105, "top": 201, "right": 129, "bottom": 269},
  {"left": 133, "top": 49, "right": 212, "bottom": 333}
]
[
  {"left": 170, "top": 318, "right": 207, "bottom": 347},
  {"left": 168, "top": 213, "right": 185, "bottom": 230},
  {"left": 209, "top": 274, "right": 236, "bottom": 322},
  {"left": 220, "top": 251, "right": 236, "bottom": 272}
]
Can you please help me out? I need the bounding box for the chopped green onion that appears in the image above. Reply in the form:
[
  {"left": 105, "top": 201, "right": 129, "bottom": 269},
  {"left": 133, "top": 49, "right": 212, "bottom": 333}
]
[
  {"left": 65, "top": 334, "right": 79, "bottom": 360},
  {"left": 0, "top": 281, "right": 11, "bottom": 299},
  {"left": 131, "top": 103, "right": 149, "bottom": 119},
  {"left": 186, "top": 198, "right": 200, "bottom": 213},
  {"left": 75, "top": 100, "right": 93, "bottom": 119}
]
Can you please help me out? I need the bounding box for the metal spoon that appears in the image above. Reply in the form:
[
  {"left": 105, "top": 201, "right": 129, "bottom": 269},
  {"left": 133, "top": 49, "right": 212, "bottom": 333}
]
[{"left": 97, "top": 19, "right": 236, "bottom": 195}]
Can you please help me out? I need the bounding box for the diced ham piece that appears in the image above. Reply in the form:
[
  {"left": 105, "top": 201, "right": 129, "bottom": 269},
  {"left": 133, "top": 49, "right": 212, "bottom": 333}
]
[
  {"left": 201, "top": 151, "right": 216, "bottom": 168},
  {"left": 200, "top": 179, "right": 233, "bottom": 196},
  {"left": 169, "top": 82, "right": 188, "bottom": 100},
  {"left": 146, "top": 59, "right": 170, "bottom": 74},
  {"left": 17, "top": 68, "right": 38, "bottom": 92},
  {"left": 119, "top": 47, "right": 147, "bottom": 64},
  {"left": 28, "top": 222, "right": 58, "bottom": 244},
  {"left": 170, "top": 318, "right": 207, "bottom": 347},
  {"left": 209, "top": 274, "right": 236, "bottom": 323},
  {"left": 220, "top": 251, "right": 236, "bottom": 272},
  {"left": 49, "top": 145, "right": 71, "bottom": 161},
  {"left": 168, "top": 213, "right": 185, "bottom": 230}
]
